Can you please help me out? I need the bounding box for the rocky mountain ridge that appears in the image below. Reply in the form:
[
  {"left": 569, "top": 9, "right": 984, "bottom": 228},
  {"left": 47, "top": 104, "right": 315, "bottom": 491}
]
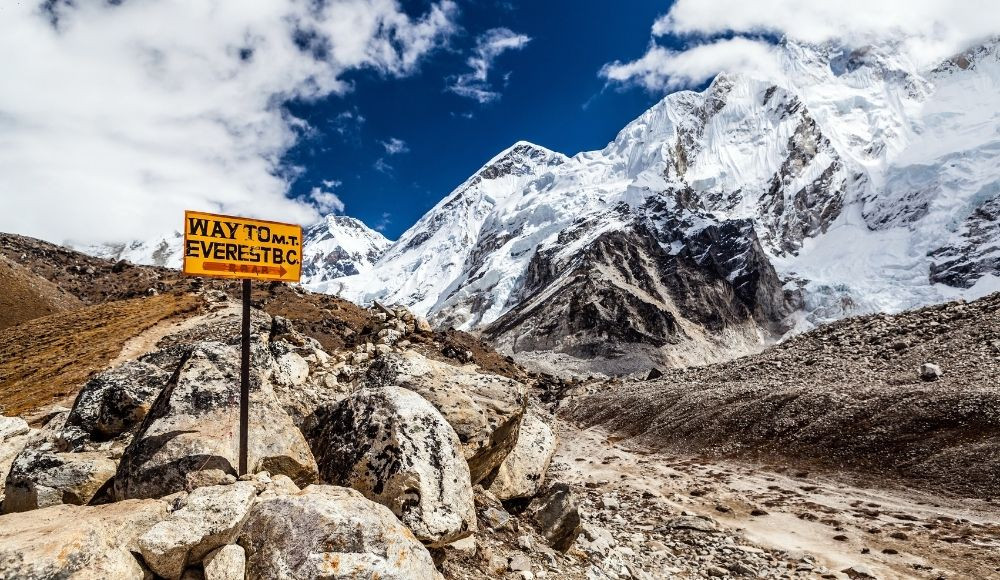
[{"left": 326, "top": 37, "right": 1000, "bottom": 374}]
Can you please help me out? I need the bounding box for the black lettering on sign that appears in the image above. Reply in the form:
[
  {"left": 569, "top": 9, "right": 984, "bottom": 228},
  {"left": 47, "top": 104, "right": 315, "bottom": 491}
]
[
  {"left": 286, "top": 249, "right": 298, "bottom": 265},
  {"left": 188, "top": 218, "right": 210, "bottom": 236},
  {"left": 184, "top": 239, "right": 200, "bottom": 257}
]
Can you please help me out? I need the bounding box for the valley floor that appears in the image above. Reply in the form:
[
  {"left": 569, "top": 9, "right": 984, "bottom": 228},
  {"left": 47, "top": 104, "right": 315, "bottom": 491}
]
[{"left": 547, "top": 419, "right": 1000, "bottom": 579}]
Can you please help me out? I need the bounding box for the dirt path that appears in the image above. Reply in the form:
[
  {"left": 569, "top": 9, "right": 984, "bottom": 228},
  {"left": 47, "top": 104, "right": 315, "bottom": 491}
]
[
  {"left": 550, "top": 419, "right": 1000, "bottom": 579},
  {"left": 108, "top": 302, "right": 239, "bottom": 367}
]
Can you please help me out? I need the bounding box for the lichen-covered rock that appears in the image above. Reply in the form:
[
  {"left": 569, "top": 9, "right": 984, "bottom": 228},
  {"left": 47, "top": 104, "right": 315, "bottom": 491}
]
[
  {"left": 484, "top": 411, "right": 556, "bottom": 500},
  {"left": 306, "top": 386, "right": 475, "bottom": 547},
  {"left": 3, "top": 444, "right": 117, "bottom": 513},
  {"left": 364, "top": 351, "right": 527, "bottom": 483},
  {"left": 138, "top": 482, "right": 257, "bottom": 579},
  {"left": 0, "top": 498, "right": 168, "bottom": 579},
  {"left": 65, "top": 360, "right": 169, "bottom": 440},
  {"left": 238, "top": 485, "right": 442, "bottom": 579},
  {"left": 115, "top": 342, "right": 318, "bottom": 500},
  {"left": 530, "top": 482, "right": 583, "bottom": 552}
]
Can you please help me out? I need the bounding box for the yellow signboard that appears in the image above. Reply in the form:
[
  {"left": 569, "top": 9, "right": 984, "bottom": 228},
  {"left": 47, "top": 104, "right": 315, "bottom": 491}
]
[{"left": 182, "top": 210, "right": 302, "bottom": 282}]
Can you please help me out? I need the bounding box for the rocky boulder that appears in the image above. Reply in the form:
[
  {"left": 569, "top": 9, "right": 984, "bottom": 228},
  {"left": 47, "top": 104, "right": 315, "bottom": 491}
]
[
  {"left": 115, "top": 342, "right": 318, "bottom": 500},
  {"left": 364, "top": 351, "right": 527, "bottom": 483},
  {"left": 64, "top": 360, "right": 169, "bottom": 440},
  {"left": 3, "top": 443, "right": 117, "bottom": 513},
  {"left": 530, "top": 482, "right": 583, "bottom": 552},
  {"left": 238, "top": 485, "right": 442, "bottom": 579},
  {"left": 483, "top": 411, "right": 556, "bottom": 501},
  {"left": 138, "top": 482, "right": 257, "bottom": 579},
  {"left": 0, "top": 416, "right": 32, "bottom": 506},
  {"left": 306, "top": 386, "right": 475, "bottom": 547},
  {"left": 0, "top": 498, "right": 168, "bottom": 579}
]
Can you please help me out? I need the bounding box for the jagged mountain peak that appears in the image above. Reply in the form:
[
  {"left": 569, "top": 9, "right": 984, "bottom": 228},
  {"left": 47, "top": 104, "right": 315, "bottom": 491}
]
[{"left": 332, "top": 36, "right": 1000, "bottom": 375}]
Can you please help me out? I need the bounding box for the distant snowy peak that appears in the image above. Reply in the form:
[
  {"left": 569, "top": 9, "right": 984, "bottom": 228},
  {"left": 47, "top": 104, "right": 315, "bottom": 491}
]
[
  {"left": 73, "top": 213, "right": 390, "bottom": 286},
  {"left": 300, "top": 215, "right": 391, "bottom": 284},
  {"left": 77, "top": 233, "right": 184, "bottom": 270}
]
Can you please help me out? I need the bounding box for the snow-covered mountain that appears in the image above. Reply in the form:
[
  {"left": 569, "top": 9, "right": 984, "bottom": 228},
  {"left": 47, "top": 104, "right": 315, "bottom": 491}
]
[
  {"left": 323, "top": 38, "right": 1000, "bottom": 374},
  {"left": 299, "top": 215, "right": 392, "bottom": 284},
  {"left": 75, "top": 215, "right": 391, "bottom": 283}
]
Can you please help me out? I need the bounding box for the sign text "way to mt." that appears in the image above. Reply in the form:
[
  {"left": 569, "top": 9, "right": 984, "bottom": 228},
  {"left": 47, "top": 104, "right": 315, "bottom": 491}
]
[{"left": 182, "top": 210, "right": 302, "bottom": 282}]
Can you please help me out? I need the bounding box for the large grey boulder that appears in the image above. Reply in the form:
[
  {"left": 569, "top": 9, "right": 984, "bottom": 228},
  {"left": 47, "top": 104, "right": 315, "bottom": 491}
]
[
  {"left": 3, "top": 444, "right": 117, "bottom": 513},
  {"left": 0, "top": 498, "right": 167, "bottom": 579},
  {"left": 484, "top": 411, "right": 557, "bottom": 500},
  {"left": 115, "top": 342, "right": 318, "bottom": 500},
  {"left": 306, "top": 386, "right": 475, "bottom": 547},
  {"left": 65, "top": 360, "right": 169, "bottom": 441},
  {"left": 530, "top": 482, "right": 583, "bottom": 552},
  {"left": 138, "top": 482, "right": 258, "bottom": 579},
  {"left": 238, "top": 485, "right": 442, "bottom": 580},
  {"left": 364, "top": 351, "right": 527, "bottom": 483}
]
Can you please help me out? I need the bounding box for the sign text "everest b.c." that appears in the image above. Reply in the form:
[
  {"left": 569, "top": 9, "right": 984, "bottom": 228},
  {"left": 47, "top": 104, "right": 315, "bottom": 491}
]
[{"left": 182, "top": 210, "right": 302, "bottom": 282}]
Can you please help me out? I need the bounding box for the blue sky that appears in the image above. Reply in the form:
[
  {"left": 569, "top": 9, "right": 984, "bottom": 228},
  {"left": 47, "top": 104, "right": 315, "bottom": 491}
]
[
  {"left": 284, "top": 1, "right": 670, "bottom": 239},
  {"left": 2, "top": 0, "right": 985, "bottom": 245}
]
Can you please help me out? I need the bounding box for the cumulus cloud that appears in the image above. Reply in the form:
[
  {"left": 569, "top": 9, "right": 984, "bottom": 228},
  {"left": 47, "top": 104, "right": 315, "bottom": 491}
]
[
  {"left": 604, "top": 0, "right": 999, "bottom": 91},
  {"left": 380, "top": 137, "right": 409, "bottom": 155},
  {"left": 448, "top": 27, "right": 531, "bottom": 103},
  {"left": 309, "top": 186, "right": 345, "bottom": 214},
  {"left": 0, "top": 0, "right": 457, "bottom": 245}
]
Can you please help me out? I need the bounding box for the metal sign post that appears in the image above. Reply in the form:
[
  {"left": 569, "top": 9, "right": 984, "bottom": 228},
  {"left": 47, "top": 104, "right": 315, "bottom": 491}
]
[
  {"left": 239, "top": 278, "right": 251, "bottom": 475},
  {"left": 181, "top": 210, "right": 303, "bottom": 476}
]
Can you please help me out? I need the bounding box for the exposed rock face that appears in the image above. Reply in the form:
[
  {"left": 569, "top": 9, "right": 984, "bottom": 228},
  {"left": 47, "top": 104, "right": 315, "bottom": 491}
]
[
  {"left": 115, "top": 342, "right": 318, "bottom": 500},
  {"left": 484, "top": 218, "right": 798, "bottom": 375},
  {"left": 929, "top": 195, "right": 1000, "bottom": 287},
  {"left": 238, "top": 485, "right": 442, "bottom": 579},
  {"left": 484, "top": 411, "right": 556, "bottom": 501},
  {"left": 305, "top": 386, "right": 475, "bottom": 547},
  {"left": 64, "top": 360, "right": 169, "bottom": 440},
  {"left": 0, "top": 498, "right": 168, "bottom": 579},
  {"left": 3, "top": 444, "right": 117, "bottom": 513},
  {"left": 138, "top": 482, "right": 257, "bottom": 579},
  {"left": 530, "top": 482, "right": 583, "bottom": 552},
  {"left": 364, "top": 351, "right": 527, "bottom": 483}
]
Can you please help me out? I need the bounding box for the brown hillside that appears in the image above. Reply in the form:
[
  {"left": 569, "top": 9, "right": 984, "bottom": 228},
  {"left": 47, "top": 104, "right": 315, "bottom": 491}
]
[
  {"left": 0, "top": 292, "right": 201, "bottom": 418},
  {"left": 0, "top": 255, "right": 82, "bottom": 331}
]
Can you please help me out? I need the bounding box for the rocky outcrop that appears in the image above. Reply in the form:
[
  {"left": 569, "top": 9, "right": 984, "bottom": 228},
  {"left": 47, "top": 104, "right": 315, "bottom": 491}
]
[
  {"left": 238, "top": 485, "right": 442, "bottom": 579},
  {"left": 115, "top": 342, "right": 318, "bottom": 500},
  {"left": 530, "top": 482, "right": 583, "bottom": 552},
  {"left": 483, "top": 411, "right": 556, "bottom": 501},
  {"left": 0, "top": 498, "right": 168, "bottom": 579},
  {"left": 138, "top": 482, "right": 257, "bottom": 579},
  {"left": 64, "top": 360, "right": 168, "bottom": 440},
  {"left": 3, "top": 445, "right": 117, "bottom": 513},
  {"left": 364, "top": 351, "right": 527, "bottom": 483},
  {"left": 305, "top": 386, "right": 475, "bottom": 547}
]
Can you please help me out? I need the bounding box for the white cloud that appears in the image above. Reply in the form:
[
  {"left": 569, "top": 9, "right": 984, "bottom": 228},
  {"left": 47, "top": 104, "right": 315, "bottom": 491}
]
[
  {"left": 309, "top": 186, "right": 345, "bottom": 214},
  {"left": 448, "top": 27, "right": 530, "bottom": 103},
  {"left": 373, "top": 157, "right": 394, "bottom": 174},
  {"left": 321, "top": 178, "right": 342, "bottom": 188},
  {"left": 375, "top": 211, "right": 392, "bottom": 232},
  {"left": 0, "top": 0, "right": 457, "bottom": 245},
  {"left": 601, "top": 38, "right": 780, "bottom": 92},
  {"left": 604, "top": 0, "right": 999, "bottom": 91},
  {"left": 380, "top": 137, "right": 409, "bottom": 155}
]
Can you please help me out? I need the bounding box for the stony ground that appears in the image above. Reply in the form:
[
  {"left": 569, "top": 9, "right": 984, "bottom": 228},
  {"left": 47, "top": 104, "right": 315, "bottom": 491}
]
[{"left": 562, "top": 292, "right": 1000, "bottom": 499}]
